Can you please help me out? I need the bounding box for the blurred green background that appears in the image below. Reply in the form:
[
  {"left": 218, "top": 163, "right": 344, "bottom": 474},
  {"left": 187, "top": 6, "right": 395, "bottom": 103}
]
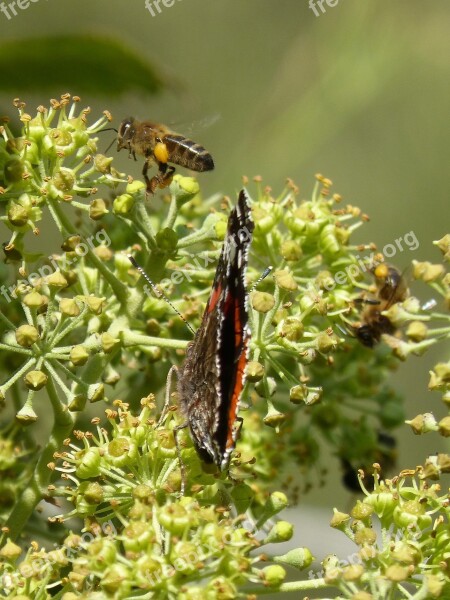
[{"left": 1, "top": 0, "right": 449, "bottom": 570}]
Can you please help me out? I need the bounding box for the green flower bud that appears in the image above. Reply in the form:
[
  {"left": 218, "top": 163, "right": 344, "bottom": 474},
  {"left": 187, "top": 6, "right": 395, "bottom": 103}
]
[
  {"left": 135, "top": 556, "right": 163, "bottom": 588},
  {"left": 94, "top": 244, "right": 113, "bottom": 262},
  {"left": 8, "top": 203, "right": 28, "bottom": 227},
  {"left": 85, "top": 296, "right": 105, "bottom": 314},
  {"left": 405, "top": 413, "right": 437, "bottom": 434},
  {"left": 261, "top": 492, "right": 289, "bottom": 523},
  {"left": 4, "top": 158, "right": 24, "bottom": 183},
  {"left": 434, "top": 234, "right": 450, "bottom": 258},
  {"left": 50, "top": 128, "right": 73, "bottom": 147},
  {"left": 170, "top": 541, "right": 200, "bottom": 575},
  {"left": 260, "top": 565, "right": 286, "bottom": 587},
  {"left": 24, "top": 370, "right": 48, "bottom": 390},
  {"left": 425, "top": 573, "right": 446, "bottom": 597},
  {"left": 278, "top": 317, "right": 304, "bottom": 341},
  {"left": 15, "top": 324, "right": 39, "bottom": 347},
  {"left": 273, "top": 269, "right": 298, "bottom": 291},
  {"left": 76, "top": 447, "right": 102, "bottom": 478},
  {"left": 158, "top": 503, "right": 190, "bottom": 535},
  {"left": 428, "top": 362, "right": 450, "bottom": 389},
  {"left": 315, "top": 331, "right": 338, "bottom": 353},
  {"left": 173, "top": 174, "right": 200, "bottom": 198},
  {"left": 16, "top": 403, "right": 38, "bottom": 423},
  {"left": 438, "top": 416, "right": 450, "bottom": 437},
  {"left": 330, "top": 509, "right": 351, "bottom": 529},
  {"left": 70, "top": 345, "right": 89, "bottom": 366},
  {"left": 264, "top": 521, "right": 293, "bottom": 543},
  {"left": 101, "top": 564, "right": 131, "bottom": 594},
  {"left": 101, "top": 332, "right": 120, "bottom": 354},
  {"left": 354, "top": 527, "right": 377, "bottom": 546},
  {"left": 126, "top": 179, "right": 146, "bottom": 195},
  {"left": 136, "top": 321, "right": 157, "bottom": 342},
  {"left": 89, "top": 198, "right": 109, "bottom": 220},
  {"left": 284, "top": 206, "right": 309, "bottom": 235},
  {"left": 45, "top": 271, "right": 68, "bottom": 289},
  {"left": 393, "top": 500, "right": 432, "bottom": 529},
  {"left": 412, "top": 260, "right": 445, "bottom": 283},
  {"left": 133, "top": 484, "right": 153, "bottom": 502},
  {"left": 319, "top": 224, "right": 341, "bottom": 256},
  {"left": 88, "top": 383, "right": 104, "bottom": 403},
  {"left": 113, "top": 193, "right": 134, "bottom": 214},
  {"left": 316, "top": 270, "right": 335, "bottom": 290},
  {"left": 154, "top": 429, "right": 176, "bottom": 459},
  {"left": 274, "top": 547, "right": 314, "bottom": 571},
  {"left": 253, "top": 205, "right": 276, "bottom": 234},
  {"left": 23, "top": 290, "right": 46, "bottom": 309},
  {"left": 59, "top": 298, "right": 81, "bottom": 317},
  {"left": 256, "top": 377, "right": 277, "bottom": 399},
  {"left": 351, "top": 501, "right": 374, "bottom": 521},
  {"left": 246, "top": 361, "right": 264, "bottom": 382},
  {"left": 251, "top": 291, "right": 275, "bottom": 313},
  {"left": 406, "top": 321, "right": 428, "bottom": 342},
  {"left": 94, "top": 153, "right": 113, "bottom": 173},
  {"left": 342, "top": 564, "right": 364, "bottom": 581},
  {"left": 385, "top": 564, "right": 410, "bottom": 582},
  {"left": 289, "top": 384, "right": 308, "bottom": 404},
  {"left": 323, "top": 554, "right": 341, "bottom": 583},
  {"left": 0, "top": 539, "right": 22, "bottom": 559},
  {"left": 122, "top": 520, "right": 153, "bottom": 553},
  {"left": 83, "top": 481, "right": 104, "bottom": 505},
  {"left": 214, "top": 218, "right": 227, "bottom": 240},
  {"left": 364, "top": 489, "right": 397, "bottom": 522},
  {"left": 67, "top": 393, "right": 87, "bottom": 411},
  {"left": 61, "top": 235, "right": 81, "bottom": 252},
  {"left": 53, "top": 168, "right": 75, "bottom": 192},
  {"left": 391, "top": 542, "right": 421, "bottom": 565},
  {"left": 106, "top": 437, "right": 137, "bottom": 467},
  {"left": 156, "top": 227, "right": 178, "bottom": 253},
  {"left": 280, "top": 240, "right": 302, "bottom": 262}
]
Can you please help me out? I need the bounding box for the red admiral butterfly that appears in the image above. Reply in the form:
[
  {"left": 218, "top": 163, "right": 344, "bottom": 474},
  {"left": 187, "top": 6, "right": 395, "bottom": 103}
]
[
  {"left": 130, "top": 190, "right": 254, "bottom": 487},
  {"left": 176, "top": 189, "right": 254, "bottom": 472}
]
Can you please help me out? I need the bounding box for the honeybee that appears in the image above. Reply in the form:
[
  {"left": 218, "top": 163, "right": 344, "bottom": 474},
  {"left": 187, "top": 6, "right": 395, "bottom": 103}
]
[
  {"left": 353, "top": 263, "right": 408, "bottom": 347},
  {"left": 117, "top": 117, "right": 214, "bottom": 194}
]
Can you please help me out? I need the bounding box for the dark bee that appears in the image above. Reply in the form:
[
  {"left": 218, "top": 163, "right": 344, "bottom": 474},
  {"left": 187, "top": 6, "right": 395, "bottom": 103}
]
[
  {"left": 117, "top": 117, "right": 214, "bottom": 194},
  {"left": 354, "top": 263, "right": 408, "bottom": 347}
]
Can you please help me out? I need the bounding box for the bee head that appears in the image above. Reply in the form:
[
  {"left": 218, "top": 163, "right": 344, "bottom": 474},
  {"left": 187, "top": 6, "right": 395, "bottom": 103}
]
[{"left": 117, "top": 117, "right": 135, "bottom": 151}]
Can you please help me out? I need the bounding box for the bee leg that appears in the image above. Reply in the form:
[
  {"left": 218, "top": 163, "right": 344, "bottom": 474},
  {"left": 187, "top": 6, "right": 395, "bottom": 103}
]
[
  {"left": 159, "top": 164, "right": 175, "bottom": 189},
  {"left": 147, "top": 162, "right": 176, "bottom": 194},
  {"left": 142, "top": 159, "right": 158, "bottom": 194}
]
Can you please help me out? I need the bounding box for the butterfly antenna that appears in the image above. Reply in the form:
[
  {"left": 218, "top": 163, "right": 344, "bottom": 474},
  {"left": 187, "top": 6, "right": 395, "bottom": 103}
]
[
  {"left": 250, "top": 265, "right": 273, "bottom": 293},
  {"left": 128, "top": 255, "right": 195, "bottom": 335}
]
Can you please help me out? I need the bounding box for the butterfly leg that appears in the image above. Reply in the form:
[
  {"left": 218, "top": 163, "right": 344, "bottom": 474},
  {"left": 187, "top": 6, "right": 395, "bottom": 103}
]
[
  {"left": 158, "top": 365, "right": 189, "bottom": 495},
  {"left": 157, "top": 365, "right": 179, "bottom": 427}
]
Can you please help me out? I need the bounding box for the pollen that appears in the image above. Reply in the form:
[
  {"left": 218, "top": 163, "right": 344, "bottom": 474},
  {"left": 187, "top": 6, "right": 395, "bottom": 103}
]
[{"left": 154, "top": 141, "right": 169, "bottom": 163}]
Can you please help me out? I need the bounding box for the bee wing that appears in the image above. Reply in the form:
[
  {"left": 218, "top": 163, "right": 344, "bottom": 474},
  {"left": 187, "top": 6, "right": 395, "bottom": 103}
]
[{"left": 166, "top": 113, "right": 221, "bottom": 136}]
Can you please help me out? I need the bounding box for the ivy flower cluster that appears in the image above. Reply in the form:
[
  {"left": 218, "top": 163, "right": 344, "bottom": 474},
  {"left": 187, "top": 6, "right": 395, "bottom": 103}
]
[{"left": 0, "top": 96, "right": 449, "bottom": 598}]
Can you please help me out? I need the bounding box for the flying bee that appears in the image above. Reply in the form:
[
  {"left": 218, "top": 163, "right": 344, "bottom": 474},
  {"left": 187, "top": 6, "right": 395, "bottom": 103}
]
[
  {"left": 353, "top": 263, "right": 409, "bottom": 347},
  {"left": 117, "top": 117, "right": 214, "bottom": 194}
]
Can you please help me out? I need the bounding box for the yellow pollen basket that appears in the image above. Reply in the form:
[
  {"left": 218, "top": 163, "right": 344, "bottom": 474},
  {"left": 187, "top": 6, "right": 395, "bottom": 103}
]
[{"left": 154, "top": 142, "right": 169, "bottom": 163}]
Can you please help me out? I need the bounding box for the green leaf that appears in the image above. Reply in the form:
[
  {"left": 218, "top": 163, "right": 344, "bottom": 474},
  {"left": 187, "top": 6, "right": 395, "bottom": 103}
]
[{"left": 0, "top": 35, "right": 165, "bottom": 96}]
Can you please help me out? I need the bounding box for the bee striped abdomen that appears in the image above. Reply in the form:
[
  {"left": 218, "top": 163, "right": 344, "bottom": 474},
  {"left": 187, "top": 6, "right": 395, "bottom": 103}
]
[{"left": 164, "top": 134, "right": 214, "bottom": 172}]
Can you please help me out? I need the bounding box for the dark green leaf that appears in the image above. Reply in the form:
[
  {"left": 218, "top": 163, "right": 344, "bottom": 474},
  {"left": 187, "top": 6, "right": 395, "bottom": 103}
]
[{"left": 0, "top": 35, "right": 165, "bottom": 96}]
